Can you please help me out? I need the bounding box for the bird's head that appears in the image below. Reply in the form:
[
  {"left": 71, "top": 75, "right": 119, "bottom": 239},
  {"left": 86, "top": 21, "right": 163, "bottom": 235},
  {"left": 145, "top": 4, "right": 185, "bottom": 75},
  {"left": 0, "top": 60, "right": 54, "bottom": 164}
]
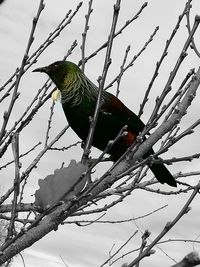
[
  {"left": 33, "top": 60, "right": 97, "bottom": 105},
  {"left": 33, "top": 61, "right": 81, "bottom": 90}
]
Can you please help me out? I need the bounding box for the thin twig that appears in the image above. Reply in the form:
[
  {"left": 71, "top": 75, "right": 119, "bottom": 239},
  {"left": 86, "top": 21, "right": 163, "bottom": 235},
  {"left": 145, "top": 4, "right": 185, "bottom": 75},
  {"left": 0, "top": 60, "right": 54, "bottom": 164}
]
[
  {"left": 0, "top": 3, "right": 81, "bottom": 97},
  {"left": 116, "top": 45, "right": 130, "bottom": 97},
  {"left": 135, "top": 230, "right": 151, "bottom": 267},
  {"left": 126, "top": 181, "right": 200, "bottom": 267},
  {"left": 44, "top": 101, "right": 55, "bottom": 147},
  {"left": 81, "top": 0, "right": 93, "bottom": 72},
  {"left": 186, "top": 1, "right": 200, "bottom": 58},
  {"left": 100, "top": 231, "right": 138, "bottom": 267},
  {"left": 0, "top": 142, "right": 41, "bottom": 170},
  {"left": 0, "top": 40, "right": 77, "bottom": 158},
  {"left": 78, "top": 3, "right": 148, "bottom": 66},
  {"left": 0, "top": 0, "right": 45, "bottom": 142},
  {"left": 138, "top": 0, "right": 193, "bottom": 118},
  {"left": 50, "top": 141, "right": 81, "bottom": 151},
  {"left": 105, "top": 26, "right": 159, "bottom": 91},
  {"left": 81, "top": 0, "right": 121, "bottom": 164},
  {"left": 64, "top": 204, "right": 168, "bottom": 224},
  {"left": 6, "top": 133, "right": 20, "bottom": 241},
  {"left": 146, "top": 15, "right": 200, "bottom": 126},
  {"left": 0, "top": 126, "right": 69, "bottom": 205}
]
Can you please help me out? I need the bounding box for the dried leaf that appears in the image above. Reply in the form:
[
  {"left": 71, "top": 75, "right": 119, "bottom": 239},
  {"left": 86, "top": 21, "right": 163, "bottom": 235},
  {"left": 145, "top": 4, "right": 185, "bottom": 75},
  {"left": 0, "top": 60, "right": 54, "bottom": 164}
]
[{"left": 34, "top": 160, "right": 87, "bottom": 210}]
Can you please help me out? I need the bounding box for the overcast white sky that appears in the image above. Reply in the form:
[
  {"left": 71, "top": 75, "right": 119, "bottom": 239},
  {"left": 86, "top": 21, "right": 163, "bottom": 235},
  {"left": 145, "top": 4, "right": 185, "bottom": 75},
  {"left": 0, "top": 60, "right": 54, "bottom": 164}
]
[{"left": 0, "top": 0, "right": 200, "bottom": 266}]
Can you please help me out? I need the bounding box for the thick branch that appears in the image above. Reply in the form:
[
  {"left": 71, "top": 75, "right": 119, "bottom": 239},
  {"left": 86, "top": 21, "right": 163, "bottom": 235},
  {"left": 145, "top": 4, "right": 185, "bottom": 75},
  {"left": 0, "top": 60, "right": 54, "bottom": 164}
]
[{"left": 171, "top": 252, "right": 200, "bottom": 267}]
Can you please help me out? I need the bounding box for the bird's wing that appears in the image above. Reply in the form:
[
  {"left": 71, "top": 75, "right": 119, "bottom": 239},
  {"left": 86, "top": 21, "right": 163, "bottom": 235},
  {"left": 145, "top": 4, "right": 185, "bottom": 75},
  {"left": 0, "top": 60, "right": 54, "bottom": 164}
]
[{"left": 101, "top": 92, "right": 145, "bottom": 135}]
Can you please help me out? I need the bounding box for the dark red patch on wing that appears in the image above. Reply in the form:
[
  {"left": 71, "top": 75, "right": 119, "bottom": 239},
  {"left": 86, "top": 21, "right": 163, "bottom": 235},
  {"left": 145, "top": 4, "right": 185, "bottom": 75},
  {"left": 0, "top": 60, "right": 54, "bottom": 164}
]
[
  {"left": 109, "top": 130, "right": 137, "bottom": 161},
  {"left": 123, "top": 131, "right": 137, "bottom": 146}
]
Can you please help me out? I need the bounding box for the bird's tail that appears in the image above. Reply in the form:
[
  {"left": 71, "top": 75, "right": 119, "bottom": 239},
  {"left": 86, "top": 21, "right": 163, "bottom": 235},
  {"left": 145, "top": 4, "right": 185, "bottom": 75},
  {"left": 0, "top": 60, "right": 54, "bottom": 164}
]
[{"left": 149, "top": 163, "right": 177, "bottom": 187}]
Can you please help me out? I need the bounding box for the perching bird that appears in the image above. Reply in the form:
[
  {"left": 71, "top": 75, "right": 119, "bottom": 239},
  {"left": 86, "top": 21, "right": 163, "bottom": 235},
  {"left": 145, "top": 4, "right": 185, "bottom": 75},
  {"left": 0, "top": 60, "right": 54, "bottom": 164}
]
[{"left": 33, "top": 61, "right": 176, "bottom": 187}]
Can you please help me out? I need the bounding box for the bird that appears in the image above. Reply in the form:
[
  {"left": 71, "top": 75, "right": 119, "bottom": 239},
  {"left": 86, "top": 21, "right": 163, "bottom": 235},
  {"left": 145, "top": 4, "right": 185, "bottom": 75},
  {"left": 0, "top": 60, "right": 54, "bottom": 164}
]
[{"left": 33, "top": 61, "right": 176, "bottom": 187}]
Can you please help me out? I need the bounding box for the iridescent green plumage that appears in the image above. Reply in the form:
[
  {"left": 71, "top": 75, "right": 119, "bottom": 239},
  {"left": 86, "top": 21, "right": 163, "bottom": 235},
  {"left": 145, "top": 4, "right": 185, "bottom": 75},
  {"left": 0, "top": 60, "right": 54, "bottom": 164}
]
[{"left": 33, "top": 61, "right": 176, "bottom": 187}]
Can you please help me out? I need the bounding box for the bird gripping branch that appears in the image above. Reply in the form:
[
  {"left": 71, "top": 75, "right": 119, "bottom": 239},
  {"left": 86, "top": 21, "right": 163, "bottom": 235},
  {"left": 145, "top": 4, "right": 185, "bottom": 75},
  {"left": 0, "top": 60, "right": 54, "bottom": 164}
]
[{"left": 33, "top": 61, "right": 176, "bottom": 187}]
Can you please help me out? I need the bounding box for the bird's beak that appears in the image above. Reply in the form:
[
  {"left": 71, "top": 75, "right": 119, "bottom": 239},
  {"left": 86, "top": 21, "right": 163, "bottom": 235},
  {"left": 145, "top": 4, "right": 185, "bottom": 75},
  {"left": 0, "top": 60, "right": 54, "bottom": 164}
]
[{"left": 32, "top": 66, "right": 48, "bottom": 73}]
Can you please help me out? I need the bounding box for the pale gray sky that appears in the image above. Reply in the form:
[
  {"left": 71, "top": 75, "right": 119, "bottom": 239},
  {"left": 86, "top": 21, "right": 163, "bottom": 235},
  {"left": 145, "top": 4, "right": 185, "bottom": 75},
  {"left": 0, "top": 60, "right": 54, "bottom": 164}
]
[{"left": 0, "top": 0, "right": 200, "bottom": 266}]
